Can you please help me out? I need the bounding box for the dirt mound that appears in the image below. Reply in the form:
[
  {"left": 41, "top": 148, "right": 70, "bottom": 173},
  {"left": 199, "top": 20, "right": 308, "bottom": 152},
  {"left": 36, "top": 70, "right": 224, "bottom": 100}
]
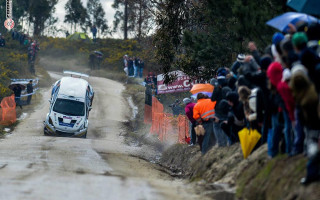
[
  {"left": 159, "top": 143, "right": 319, "bottom": 200},
  {"left": 236, "top": 154, "right": 319, "bottom": 200}
]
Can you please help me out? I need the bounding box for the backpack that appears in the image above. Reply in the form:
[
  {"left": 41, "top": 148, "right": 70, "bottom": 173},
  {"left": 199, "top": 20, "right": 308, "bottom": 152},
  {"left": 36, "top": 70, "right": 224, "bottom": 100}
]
[{"left": 248, "top": 88, "right": 258, "bottom": 112}]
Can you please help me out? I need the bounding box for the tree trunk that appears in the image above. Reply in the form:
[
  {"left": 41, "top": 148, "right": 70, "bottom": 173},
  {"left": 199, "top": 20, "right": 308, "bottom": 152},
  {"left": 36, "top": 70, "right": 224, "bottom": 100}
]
[
  {"left": 124, "top": 0, "right": 128, "bottom": 40},
  {"left": 33, "top": 18, "right": 40, "bottom": 36},
  {"left": 138, "top": 0, "right": 142, "bottom": 41}
]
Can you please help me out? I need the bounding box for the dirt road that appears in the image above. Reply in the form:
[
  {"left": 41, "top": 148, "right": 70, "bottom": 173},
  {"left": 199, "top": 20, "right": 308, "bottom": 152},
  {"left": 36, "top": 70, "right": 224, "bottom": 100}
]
[{"left": 0, "top": 72, "right": 205, "bottom": 200}]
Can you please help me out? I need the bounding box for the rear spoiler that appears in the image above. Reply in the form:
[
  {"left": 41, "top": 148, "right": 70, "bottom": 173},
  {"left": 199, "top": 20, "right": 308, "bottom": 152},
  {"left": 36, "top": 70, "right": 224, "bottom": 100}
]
[{"left": 63, "top": 71, "right": 89, "bottom": 78}]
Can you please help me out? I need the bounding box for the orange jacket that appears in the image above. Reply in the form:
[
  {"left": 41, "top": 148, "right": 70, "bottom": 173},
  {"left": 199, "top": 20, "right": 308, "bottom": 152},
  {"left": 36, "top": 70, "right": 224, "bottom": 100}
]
[{"left": 193, "top": 99, "right": 216, "bottom": 123}]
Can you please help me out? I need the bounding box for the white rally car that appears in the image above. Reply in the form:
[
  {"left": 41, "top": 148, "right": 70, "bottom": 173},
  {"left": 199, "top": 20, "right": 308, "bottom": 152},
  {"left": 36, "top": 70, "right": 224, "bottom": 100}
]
[{"left": 44, "top": 71, "right": 94, "bottom": 138}]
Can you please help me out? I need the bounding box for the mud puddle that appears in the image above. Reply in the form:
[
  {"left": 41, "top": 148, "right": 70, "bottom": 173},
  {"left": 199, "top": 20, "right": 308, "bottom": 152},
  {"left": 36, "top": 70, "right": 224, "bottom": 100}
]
[{"left": 100, "top": 153, "right": 209, "bottom": 200}]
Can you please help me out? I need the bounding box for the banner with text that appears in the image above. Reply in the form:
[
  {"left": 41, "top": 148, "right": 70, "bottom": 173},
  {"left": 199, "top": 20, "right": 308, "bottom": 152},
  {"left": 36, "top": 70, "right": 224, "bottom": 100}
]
[{"left": 157, "top": 71, "right": 195, "bottom": 94}]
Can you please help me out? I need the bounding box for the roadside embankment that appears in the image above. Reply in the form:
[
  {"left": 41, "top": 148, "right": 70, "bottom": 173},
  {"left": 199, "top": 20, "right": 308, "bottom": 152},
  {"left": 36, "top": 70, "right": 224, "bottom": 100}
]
[{"left": 159, "top": 143, "right": 319, "bottom": 200}]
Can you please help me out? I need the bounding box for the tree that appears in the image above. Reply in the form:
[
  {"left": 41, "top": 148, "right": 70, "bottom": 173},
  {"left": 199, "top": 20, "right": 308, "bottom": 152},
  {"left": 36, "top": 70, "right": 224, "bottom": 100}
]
[
  {"left": 152, "top": 0, "right": 193, "bottom": 83},
  {"left": 64, "top": 0, "right": 87, "bottom": 33},
  {"left": 112, "top": 0, "right": 129, "bottom": 39},
  {"left": 27, "top": 0, "right": 58, "bottom": 36},
  {"left": 153, "top": 0, "right": 285, "bottom": 83},
  {"left": 112, "top": 0, "right": 154, "bottom": 40},
  {"left": 87, "top": 0, "right": 109, "bottom": 37}
]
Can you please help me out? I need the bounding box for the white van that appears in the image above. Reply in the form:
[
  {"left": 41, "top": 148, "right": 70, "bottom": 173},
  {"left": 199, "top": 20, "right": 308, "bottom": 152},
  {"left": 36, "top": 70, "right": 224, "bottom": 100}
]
[{"left": 44, "top": 71, "right": 94, "bottom": 138}]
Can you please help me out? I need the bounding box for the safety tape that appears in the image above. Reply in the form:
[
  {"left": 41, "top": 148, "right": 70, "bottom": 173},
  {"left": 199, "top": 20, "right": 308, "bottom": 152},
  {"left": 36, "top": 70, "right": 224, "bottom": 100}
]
[{"left": 15, "top": 88, "right": 39, "bottom": 98}]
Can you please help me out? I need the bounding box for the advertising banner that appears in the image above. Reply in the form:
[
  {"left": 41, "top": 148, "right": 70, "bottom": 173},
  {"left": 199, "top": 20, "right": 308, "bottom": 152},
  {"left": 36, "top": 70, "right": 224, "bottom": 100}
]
[{"left": 157, "top": 71, "right": 195, "bottom": 94}]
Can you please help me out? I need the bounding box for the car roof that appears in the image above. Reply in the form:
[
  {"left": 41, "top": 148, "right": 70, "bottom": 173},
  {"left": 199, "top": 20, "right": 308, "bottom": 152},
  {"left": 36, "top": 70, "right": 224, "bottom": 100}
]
[{"left": 58, "top": 77, "right": 89, "bottom": 98}]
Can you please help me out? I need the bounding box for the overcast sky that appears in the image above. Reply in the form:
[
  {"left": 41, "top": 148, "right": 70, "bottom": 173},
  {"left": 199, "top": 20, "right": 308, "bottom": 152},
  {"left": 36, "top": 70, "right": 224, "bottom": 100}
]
[{"left": 54, "top": 0, "right": 120, "bottom": 38}]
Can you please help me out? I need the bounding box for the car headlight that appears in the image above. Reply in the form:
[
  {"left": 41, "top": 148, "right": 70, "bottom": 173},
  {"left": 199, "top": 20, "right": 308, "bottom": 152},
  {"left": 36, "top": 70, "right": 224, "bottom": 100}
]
[{"left": 78, "top": 123, "right": 85, "bottom": 131}]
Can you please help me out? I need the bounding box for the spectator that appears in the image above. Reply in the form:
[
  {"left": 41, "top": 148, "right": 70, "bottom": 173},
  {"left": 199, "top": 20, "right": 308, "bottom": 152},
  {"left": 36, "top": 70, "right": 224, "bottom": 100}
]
[
  {"left": 248, "top": 41, "right": 261, "bottom": 65},
  {"left": 169, "top": 99, "right": 182, "bottom": 116},
  {"left": 19, "top": 34, "right": 25, "bottom": 45},
  {"left": 26, "top": 80, "right": 33, "bottom": 105},
  {"left": 211, "top": 69, "right": 231, "bottom": 147},
  {"left": 0, "top": 35, "right": 5, "bottom": 47},
  {"left": 139, "top": 59, "right": 144, "bottom": 78},
  {"left": 184, "top": 98, "right": 197, "bottom": 146},
  {"left": 11, "top": 85, "right": 23, "bottom": 109},
  {"left": 128, "top": 57, "right": 134, "bottom": 77},
  {"left": 89, "top": 53, "right": 95, "bottom": 70},
  {"left": 231, "top": 54, "right": 245, "bottom": 77},
  {"left": 193, "top": 93, "right": 217, "bottom": 154},
  {"left": 24, "top": 36, "right": 29, "bottom": 46},
  {"left": 123, "top": 55, "right": 129, "bottom": 76},
  {"left": 133, "top": 57, "right": 139, "bottom": 78},
  {"left": 224, "top": 92, "right": 245, "bottom": 144},
  {"left": 91, "top": 25, "right": 97, "bottom": 41},
  {"left": 290, "top": 66, "right": 320, "bottom": 185}
]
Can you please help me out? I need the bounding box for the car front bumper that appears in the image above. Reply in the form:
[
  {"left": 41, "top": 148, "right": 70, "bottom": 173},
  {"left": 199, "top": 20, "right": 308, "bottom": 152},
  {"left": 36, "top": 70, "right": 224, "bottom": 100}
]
[{"left": 44, "top": 123, "right": 87, "bottom": 138}]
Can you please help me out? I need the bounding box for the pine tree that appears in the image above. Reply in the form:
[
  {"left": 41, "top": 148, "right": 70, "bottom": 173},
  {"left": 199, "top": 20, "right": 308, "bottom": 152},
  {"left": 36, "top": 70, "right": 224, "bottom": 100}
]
[
  {"left": 112, "top": 0, "right": 154, "bottom": 40},
  {"left": 87, "top": 0, "right": 109, "bottom": 37},
  {"left": 64, "top": 0, "right": 87, "bottom": 33}
]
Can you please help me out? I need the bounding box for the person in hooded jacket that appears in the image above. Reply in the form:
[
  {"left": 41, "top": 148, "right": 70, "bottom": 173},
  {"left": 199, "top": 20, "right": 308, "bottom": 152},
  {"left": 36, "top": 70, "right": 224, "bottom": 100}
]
[
  {"left": 290, "top": 66, "right": 320, "bottom": 185},
  {"left": 280, "top": 37, "right": 299, "bottom": 69},
  {"left": 223, "top": 92, "right": 245, "bottom": 144},
  {"left": 184, "top": 98, "right": 197, "bottom": 146},
  {"left": 267, "top": 62, "right": 295, "bottom": 156},
  {"left": 292, "top": 32, "right": 320, "bottom": 93},
  {"left": 211, "top": 70, "right": 231, "bottom": 147},
  {"left": 214, "top": 99, "right": 231, "bottom": 144}
]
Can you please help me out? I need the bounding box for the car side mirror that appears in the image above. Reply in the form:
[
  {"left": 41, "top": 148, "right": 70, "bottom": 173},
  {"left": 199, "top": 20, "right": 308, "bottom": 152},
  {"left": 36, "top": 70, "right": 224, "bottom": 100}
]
[
  {"left": 48, "top": 99, "right": 52, "bottom": 103},
  {"left": 89, "top": 107, "right": 92, "bottom": 111}
]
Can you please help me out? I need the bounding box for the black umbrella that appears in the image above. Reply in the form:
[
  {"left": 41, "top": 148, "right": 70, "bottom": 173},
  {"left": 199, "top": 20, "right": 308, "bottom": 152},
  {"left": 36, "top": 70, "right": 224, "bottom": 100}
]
[{"left": 9, "top": 83, "right": 26, "bottom": 90}]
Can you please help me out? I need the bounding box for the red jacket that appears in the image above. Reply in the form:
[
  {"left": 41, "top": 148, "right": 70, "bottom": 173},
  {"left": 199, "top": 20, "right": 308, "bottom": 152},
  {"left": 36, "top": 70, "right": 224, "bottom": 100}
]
[
  {"left": 267, "top": 62, "right": 295, "bottom": 121},
  {"left": 185, "top": 102, "right": 196, "bottom": 123}
]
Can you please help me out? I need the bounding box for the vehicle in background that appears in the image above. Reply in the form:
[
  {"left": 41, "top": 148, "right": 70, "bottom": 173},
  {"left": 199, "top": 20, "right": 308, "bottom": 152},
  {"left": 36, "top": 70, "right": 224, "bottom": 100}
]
[{"left": 44, "top": 71, "right": 94, "bottom": 138}]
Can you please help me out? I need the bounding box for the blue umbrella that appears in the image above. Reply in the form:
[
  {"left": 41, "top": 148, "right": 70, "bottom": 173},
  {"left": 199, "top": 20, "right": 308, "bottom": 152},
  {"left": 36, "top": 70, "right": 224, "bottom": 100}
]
[
  {"left": 266, "top": 12, "right": 319, "bottom": 33},
  {"left": 287, "top": 0, "right": 320, "bottom": 16}
]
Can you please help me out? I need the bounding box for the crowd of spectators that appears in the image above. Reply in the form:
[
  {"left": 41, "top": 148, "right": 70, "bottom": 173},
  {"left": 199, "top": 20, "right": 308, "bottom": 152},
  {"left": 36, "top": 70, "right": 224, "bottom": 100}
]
[
  {"left": 10, "top": 30, "right": 40, "bottom": 74},
  {"left": 182, "top": 22, "right": 320, "bottom": 185},
  {"left": 123, "top": 55, "right": 145, "bottom": 78}
]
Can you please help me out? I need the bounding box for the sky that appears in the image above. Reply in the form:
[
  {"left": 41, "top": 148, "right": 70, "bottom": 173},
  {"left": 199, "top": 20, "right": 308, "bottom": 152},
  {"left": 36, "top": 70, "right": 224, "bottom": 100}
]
[{"left": 53, "top": 0, "right": 121, "bottom": 38}]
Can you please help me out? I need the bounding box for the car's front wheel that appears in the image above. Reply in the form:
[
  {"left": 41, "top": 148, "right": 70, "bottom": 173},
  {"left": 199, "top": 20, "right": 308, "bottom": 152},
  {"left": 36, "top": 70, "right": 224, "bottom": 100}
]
[
  {"left": 44, "top": 127, "right": 49, "bottom": 136},
  {"left": 81, "top": 132, "right": 87, "bottom": 138}
]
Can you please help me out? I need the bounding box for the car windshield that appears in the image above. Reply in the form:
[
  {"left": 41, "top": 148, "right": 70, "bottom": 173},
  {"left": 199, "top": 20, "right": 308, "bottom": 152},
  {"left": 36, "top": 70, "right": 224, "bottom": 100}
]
[{"left": 53, "top": 98, "right": 85, "bottom": 116}]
